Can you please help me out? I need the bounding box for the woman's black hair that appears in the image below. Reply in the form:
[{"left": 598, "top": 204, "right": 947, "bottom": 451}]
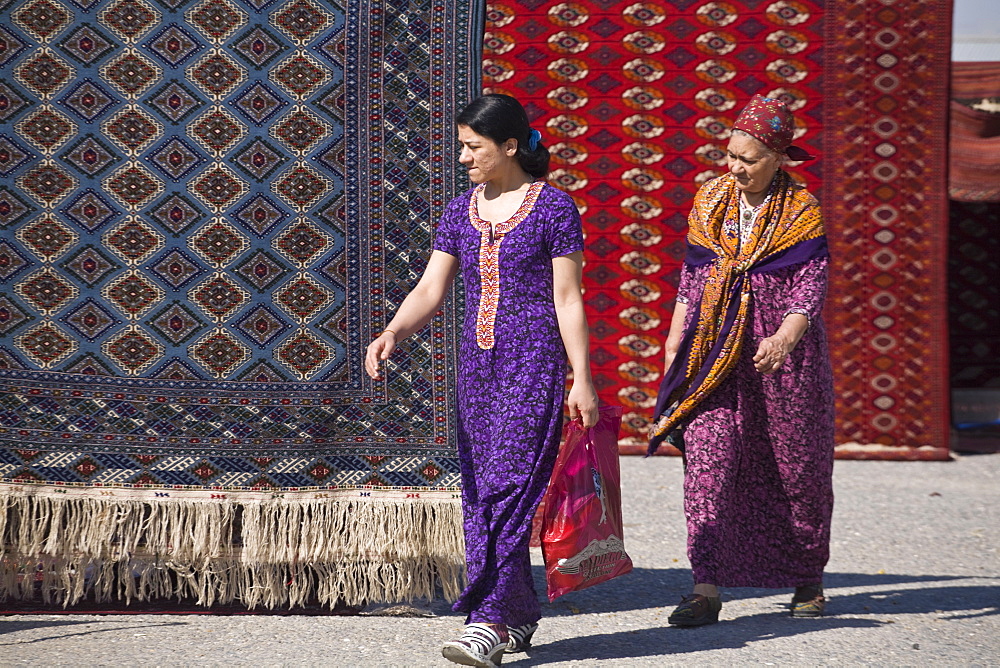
[{"left": 456, "top": 94, "right": 550, "bottom": 179}]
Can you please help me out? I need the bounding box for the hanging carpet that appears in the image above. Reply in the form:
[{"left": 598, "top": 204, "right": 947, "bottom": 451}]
[
  {"left": 0, "top": 0, "right": 482, "bottom": 607},
  {"left": 949, "top": 61, "right": 1000, "bottom": 203},
  {"left": 482, "top": 0, "right": 951, "bottom": 460}
]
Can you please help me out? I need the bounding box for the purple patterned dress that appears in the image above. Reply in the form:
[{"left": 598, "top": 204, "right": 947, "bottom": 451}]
[
  {"left": 675, "top": 255, "right": 835, "bottom": 588},
  {"left": 433, "top": 181, "right": 584, "bottom": 626}
]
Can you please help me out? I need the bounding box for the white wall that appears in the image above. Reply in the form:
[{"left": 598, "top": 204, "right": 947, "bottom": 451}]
[{"left": 953, "top": 0, "right": 1000, "bottom": 61}]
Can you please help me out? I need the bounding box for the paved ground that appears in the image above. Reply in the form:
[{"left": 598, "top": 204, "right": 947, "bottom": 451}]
[{"left": 2, "top": 453, "right": 998, "bottom": 667}]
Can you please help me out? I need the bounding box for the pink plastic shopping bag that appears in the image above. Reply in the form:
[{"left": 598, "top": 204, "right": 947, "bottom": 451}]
[{"left": 540, "top": 405, "right": 632, "bottom": 601}]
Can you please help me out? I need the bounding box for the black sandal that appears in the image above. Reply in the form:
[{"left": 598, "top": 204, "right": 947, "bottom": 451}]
[
  {"left": 791, "top": 585, "right": 826, "bottom": 617},
  {"left": 667, "top": 594, "right": 722, "bottom": 627}
]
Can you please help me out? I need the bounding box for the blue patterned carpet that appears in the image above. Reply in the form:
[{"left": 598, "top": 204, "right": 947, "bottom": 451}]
[{"left": 0, "top": 0, "right": 481, "bottom": 607}]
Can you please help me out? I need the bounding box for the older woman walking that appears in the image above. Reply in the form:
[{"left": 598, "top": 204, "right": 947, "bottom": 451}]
[
  {"left": 650, "top": 94, "right": 835, "bottom": 625},
  {"left": 366, "top": 93, "right": 598, "bottom": 666}
]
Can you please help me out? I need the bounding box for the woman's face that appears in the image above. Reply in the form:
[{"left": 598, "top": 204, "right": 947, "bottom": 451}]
[
  {"left": 457, "top": 125, "right": 516, "bottom": 184},
  {"left": 726, "top": 133, "right": 781, "bottom": 197}
]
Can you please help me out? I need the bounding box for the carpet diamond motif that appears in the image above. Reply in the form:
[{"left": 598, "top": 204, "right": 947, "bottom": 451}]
[
  {"left": 273, "top": 219, "right": 332, "bottom": 267},
  {"left": 147, "top": 301, "right": 206, "bottom": 345},
  {"left": 0, "top": 295, "right": 32, "bottom": 336},
  {"left": 16, "top": 321, "right": 77, "bottom": 367},
  {"left": 230, "top": 81, "right": 288, "bottom": 126},
  {"left": 272, "top": 0, "right": 333, "bottom": 45},
  {"left": 0, "top": 241, "right": 33, "bottom": 282},
  {"left": 60, "top": 245, "right": 121, "bottom": 287},
  {"left": 189, "top": 326, "right": 250, "bottom": 377},
  {"left": 147, "top": 192, "right": 206, "bottom": 235},
  {"left": 102, "top": 106, "right": 163, "bottom": 154},
  {"left": 145, "top": 79, "right": 205, "bottom": 124},
  {"left": 232, "top": 138, "right": 288, "bottom": 182},
  {"left": 15, "top": 267, "right": 79, "bottom": 315},
  {"left": 57, "top": 23, "right": 118, "bottom": 65},
  {"left": 104, "top": 216, "right": 163, "bottom": 265},
  {"left": 12, "top": 0, "right": 74, "bottom": 44},
  {"left": 188, "top": 217, "right": 248, "bottom": 266},
  {"left": 187, "top": 49, "right": 246, "bottom": 100},
  {"left": 145, "top": 136, "right": 206, "bottom": 182},
  {"left": 269, "top": 53, "right": 331, "bottom": 100},
  {"left": 61, "top": 297, "right": 121, "bottom": 341},
  {"left": 185, "top": 0, "right": 247, "bottom": 45},
  {"left": 190, "top": 272, "right": 249, "bottom": 321},
  {"left": 231, "top": 193, "right": 288, "bottom": 237},
  {"left": 60, "top": 134, "right": 122, "bottom": 178},
  {"left": 231, "top": 248, "right": 290, "bottom": 292},
  {"left": 0, "top": 137, "right": 34, "bottom": 177},
  {"left": 234, "top": 303, "right": 290, "bottom": 348},
  {"left": 143, "top": 23, "right": 205, "bottom": 68},
  {"left": 102, "top": 269, "right": 164, "bottom": 318},
  {"left": 274, "top": 272, "right": 333, "bottom": 323},
  {"left": 59, "top": 78, "right": 121, "bottom": 122},
  {"left": 16, "top": 214, "right": 79, "bottom": 261},
  {"left": 232, "top": 25, "right": 287, "bottom": 70},
  {"left": 188, "top": 163, "right": 249, "bottom": 211},
  {"left": 147, "top": 247, "right": 205, "bottom": 290},
  {"left": 189, "top": 107, "right": 246, "bottom": 155},
  {"left": 0, "top": 28, "right": 28, "bottom": 68},
  {"left": 0, "top": 82, "right": 31, "bottom": 123},
  {"left": 60, "top": 189, "right": 121, "bottom": 232},
  {"left": 102, "top": 324, "right": 163, "bottom": 374},
  {"left": 100, "top": 49, "right": 162, "bottom": 99},
  {"left": 99, "top": 0, "right": 160, "bottom": 44},
  {"left": 103, "top": 162, "right": 164, "bottom": 210},
  {"left": 17, "top": 106, "right": 79, "bottom": 153},
  {"left": 18, "top": 161, "right": 78, "bottom": 207}
]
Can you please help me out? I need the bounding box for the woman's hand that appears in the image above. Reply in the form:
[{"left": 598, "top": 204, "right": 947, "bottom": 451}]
[
  {"left": 365, "top": 331, "right": 397, "bottom": 380},
  {"left": 754, "top": 313, "right": 809, "bottom": 374},
  {"left": 753, "top": 334, "right": 793, "bottom": 374},
  {"left": 567, "top": 380, "right": 600, "bottom": 429},
  {"left": 362, "top": 251, "right": 459, "bottom": 381}
]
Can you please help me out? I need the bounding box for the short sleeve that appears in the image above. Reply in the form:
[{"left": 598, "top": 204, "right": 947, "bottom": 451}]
[
  {"left": 432, "top": 193, "right": 468, "bottom": 257},
  {"left": 544, "top": 187, "right": 585, "bottom": 259}
]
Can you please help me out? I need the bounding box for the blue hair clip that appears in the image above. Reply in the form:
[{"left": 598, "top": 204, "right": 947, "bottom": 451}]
[{"left": 528, "top": 128, "right": 541, "bottom": 151}]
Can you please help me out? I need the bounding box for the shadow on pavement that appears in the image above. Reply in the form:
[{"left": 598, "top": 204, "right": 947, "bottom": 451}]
[
  {"left": 535, "top": 566, "right": 999, "bottom": 619},
  {"left": 0, "top": 619, "right": 186, "bottom": 642},
  {"left": 511, "top": 569, "right": 998, "bottom": 663},
  {"left": 507, "top": 616, "right": 886, "bottom": 663}
]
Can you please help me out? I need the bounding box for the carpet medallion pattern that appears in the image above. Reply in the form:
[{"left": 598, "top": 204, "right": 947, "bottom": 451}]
[{"left": 483, "top": 0, "right": 951, "bottom": 459}]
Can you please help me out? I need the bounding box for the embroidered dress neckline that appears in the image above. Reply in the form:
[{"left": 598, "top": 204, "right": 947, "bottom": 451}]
[
  {"left": 467, "top": 181, "right": 545, "bottom": 349},
  {"left": 470, "top": 181, "right": 545, "bottom": 244}
]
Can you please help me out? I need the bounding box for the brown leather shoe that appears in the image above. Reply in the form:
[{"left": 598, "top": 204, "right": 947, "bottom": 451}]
[
  {"left": 667, "top": 594, "right": 722, "bottom": 626},
  {"left": 791, "top": 585, "right": 826, "bottom": 617}
]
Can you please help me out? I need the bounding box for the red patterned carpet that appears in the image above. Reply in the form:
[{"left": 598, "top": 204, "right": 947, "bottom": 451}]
[{"left": 483, "top": 1, "right": 951, "bottom": 459}]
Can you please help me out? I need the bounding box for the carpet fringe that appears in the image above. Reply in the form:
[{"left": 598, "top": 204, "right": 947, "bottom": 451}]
[{"left": 0, "top": 492, "right": 466, "bottom": 609}]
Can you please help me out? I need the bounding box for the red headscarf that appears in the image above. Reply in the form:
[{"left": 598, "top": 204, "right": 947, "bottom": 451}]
[{"left": 732, "top": 94, "right": 815, "bottom": 161}]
